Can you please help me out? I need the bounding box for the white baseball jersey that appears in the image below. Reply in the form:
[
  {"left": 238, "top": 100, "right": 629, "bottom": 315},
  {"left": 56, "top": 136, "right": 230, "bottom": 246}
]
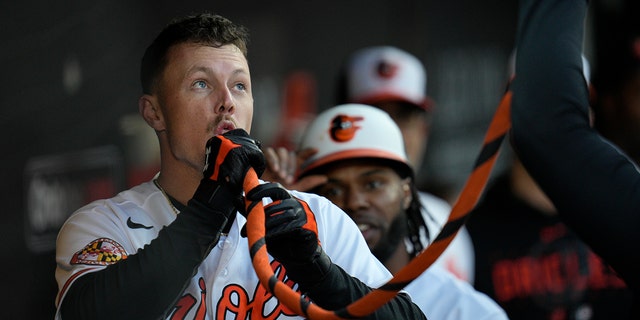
[
  {"left": 415, "top": 191, "right": 476, "bottom": 284},
  {"left": 406, "top": 264, "right": 508, "bottom": 320},
  {"left": 55, "top": 180, "right": 393, "bottom": 320}
]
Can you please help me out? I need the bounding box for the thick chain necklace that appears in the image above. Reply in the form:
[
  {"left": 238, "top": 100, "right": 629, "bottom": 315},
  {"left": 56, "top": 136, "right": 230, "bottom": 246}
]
[{"left": 153, "top": 178, "right": 179, "bottom": 215}]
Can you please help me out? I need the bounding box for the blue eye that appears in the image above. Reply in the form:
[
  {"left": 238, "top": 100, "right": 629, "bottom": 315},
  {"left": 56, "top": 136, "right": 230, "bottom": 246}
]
[
  {"left": 193, "top": 80, "right": 207, "bottom": 89},
  {"left": 235, "top": 83, "right": 246, "bottom": 91}
]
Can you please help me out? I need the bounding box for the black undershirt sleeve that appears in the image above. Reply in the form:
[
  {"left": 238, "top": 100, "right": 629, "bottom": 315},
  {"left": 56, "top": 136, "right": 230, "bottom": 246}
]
[
  {"left": 304, "top": 262, "right": 427, "bottom": 319},
  {"left": 511, "top": 0, "right": 640, "bottom": 293},
  {"left": 59, "top": 198, "right": 232, "bottom": 320}
]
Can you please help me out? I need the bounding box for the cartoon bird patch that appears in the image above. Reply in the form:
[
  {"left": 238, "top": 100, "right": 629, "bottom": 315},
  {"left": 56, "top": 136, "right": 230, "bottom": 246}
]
[{"left": 329, "top": 114, "right": 364, "bottom": 142}]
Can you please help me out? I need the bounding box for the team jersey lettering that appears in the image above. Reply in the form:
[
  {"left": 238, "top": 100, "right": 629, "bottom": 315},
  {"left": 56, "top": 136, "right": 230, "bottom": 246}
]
[
  {"left": 169, "top": 278, "right": 207, "bottom": 320},
  {"left": 170, "top": 294, "right": 196, "bottom": 319},
  {"left": 169, "top": 261, "right": 297, "bottom": 319},
  {"left": 195, "top": 278, "right": 207, "bottom": 319},
  {"left": 217, "top": 261, "right": 297, "bottom": 319},
  {"left": 491, "top": 249, "right": 626, "bottom": 302},
  {"left": 70, "top": 238, "right": 128, "bottom": 265}
]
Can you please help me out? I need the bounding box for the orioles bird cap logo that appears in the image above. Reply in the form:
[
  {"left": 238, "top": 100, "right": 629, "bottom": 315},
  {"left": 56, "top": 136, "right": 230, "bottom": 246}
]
[
  {"left": 376, "top": 59, "right": 399, "bottom": 80},
  {"left": 330, "top": 114, "right": 364, "bottom": 142}
]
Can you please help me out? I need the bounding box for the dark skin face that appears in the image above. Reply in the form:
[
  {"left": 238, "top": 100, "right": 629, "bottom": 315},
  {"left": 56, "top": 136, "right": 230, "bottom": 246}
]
[{"left": 314, "top": 159, "right": 412, "bottom": 259}]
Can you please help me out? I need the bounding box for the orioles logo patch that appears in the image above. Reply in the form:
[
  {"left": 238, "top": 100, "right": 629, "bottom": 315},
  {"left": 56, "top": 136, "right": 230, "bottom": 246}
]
[
  {"left": 70, "top": 238, "right": 128, "bottom": 266},
  {"left": 376, "top": 59, "right": 398, "bottom": 79},
  {"left": 330, "top": 114, "right": 363, "bottom": 142}
]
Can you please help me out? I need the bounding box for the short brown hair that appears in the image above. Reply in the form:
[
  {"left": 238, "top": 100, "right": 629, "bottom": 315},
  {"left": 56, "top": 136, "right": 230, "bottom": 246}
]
[{"left": 140, "top": 12, "right": 250, "bottom": 94}]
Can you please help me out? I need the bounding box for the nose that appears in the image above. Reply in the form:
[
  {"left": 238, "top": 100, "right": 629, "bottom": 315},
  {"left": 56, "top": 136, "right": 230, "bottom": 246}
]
[
  {"left": 344, "top": 187, "right": 368, "bottom": 213},
  {"left": 215, "top": 88, "right": 235, "bottom": 114}
]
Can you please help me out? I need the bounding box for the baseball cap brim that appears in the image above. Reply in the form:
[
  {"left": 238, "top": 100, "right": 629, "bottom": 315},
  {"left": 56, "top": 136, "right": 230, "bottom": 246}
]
[
  {"left": 297, "top": 148, "right": 410, "bottom": 179},
  {"left": 356, "top": 94, "right": 434, "bottom": 111}
]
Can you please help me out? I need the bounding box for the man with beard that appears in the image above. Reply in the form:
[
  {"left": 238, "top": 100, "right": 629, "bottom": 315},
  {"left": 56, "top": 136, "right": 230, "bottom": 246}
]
[
  {"left": 295, "top": 103, "right": 508, "bottom": 319},
  {"left": 264, "top": 46, "right": 475, "bottom": 282}
]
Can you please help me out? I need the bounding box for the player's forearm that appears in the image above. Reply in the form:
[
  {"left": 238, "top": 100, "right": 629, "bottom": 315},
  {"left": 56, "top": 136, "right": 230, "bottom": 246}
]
[
  {"left": 512, "top": 0, "right": 594, "bottom": 242},
  {"left": 511, "top": 0, "right": 640, "bottom": 290},
  {"left": 303, "top": 263, "right": 426, "bottom": 319},
  {"left": 60, "top": 202, "right": 230, "bottom": 320}
]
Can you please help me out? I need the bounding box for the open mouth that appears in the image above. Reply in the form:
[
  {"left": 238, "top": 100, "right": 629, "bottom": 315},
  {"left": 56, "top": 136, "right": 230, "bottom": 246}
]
[
  {"left": 215, "top": 120, "right": 237, "bottom": 135},
  {"left": 356, "top": 222, "right": 378, "bottom": 247}
]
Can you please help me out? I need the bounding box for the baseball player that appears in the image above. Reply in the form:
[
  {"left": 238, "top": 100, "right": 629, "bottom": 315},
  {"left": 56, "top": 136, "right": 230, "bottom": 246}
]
[
  {"left": 54, "top": 13, "right": 426, "bottom": 319},
  {"left": 295, "top": 103, "right": 508, "bottom": 319},
  {"left": 510, "top": 0, "right": 640, "bottom": 315},
  {"left": 337, "top": 46, "right": 475, "bottom": 283},
  {"left": 467, "top": 53, "right": 633, "bottom": 318}
]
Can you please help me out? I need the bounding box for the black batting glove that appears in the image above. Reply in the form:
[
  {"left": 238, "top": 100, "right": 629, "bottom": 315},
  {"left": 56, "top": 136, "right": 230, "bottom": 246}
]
[
  {"left": 191, "top": 129, "right": 266, "bottom": 220},
  {"left": 200, "top": 128, "right": 265, "bottom": 196},
  {"left": 243, "top": 182, "right": 331, "bottom": 289}
]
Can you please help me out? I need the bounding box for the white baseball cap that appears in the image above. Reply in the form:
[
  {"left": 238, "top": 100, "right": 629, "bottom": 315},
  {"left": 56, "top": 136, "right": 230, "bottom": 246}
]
[
  {"left": 297, "top": 103, "right": 412, "bottom": 179},
  {"left": 344, "top": 46, "right": 432, "bottom": 110}
]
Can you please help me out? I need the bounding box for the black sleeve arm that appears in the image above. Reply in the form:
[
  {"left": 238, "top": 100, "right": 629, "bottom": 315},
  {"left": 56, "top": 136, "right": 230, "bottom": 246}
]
[
  {"left": 511, "top": 0, "right": 640, "bottom": 291},
  {"left": 287, "top": 251, "right": 426, "bottom": 319},
  {"left": 59, "top": 195, "right": 234, "bottom": 320}
]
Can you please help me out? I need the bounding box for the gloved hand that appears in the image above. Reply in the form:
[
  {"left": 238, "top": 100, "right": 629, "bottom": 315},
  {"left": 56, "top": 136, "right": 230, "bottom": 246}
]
[
  {"left": 243, "top": 182, "right": 331, "bottom": 289},
  {"left": 192, "top": 129, "right": 266, "bottom": 217}
]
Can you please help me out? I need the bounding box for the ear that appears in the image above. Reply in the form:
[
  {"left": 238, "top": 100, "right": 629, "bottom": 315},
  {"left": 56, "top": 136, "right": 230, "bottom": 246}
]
[
  {"left": 418, "top": 115, "right": 430, "bottom": 138},
  {"left": 139, "top": 95, "right": 166, "bottom": 132},
  {"left": 401, "top": 177, "right": 413, "bottom": 210}
]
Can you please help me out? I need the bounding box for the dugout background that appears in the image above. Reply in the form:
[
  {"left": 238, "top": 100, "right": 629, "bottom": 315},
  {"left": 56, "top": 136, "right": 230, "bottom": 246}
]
[{"left": 0, "top": 1, "right": 636, "bottom": 318}]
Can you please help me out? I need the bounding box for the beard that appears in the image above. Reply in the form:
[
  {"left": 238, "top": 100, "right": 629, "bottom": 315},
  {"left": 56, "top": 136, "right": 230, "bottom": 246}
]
[{"left": 371, "top": 213, "right": 408, "bottom": 264}]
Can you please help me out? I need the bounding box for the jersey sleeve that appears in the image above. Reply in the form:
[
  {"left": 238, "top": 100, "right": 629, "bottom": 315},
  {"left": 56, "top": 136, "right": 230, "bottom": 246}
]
[
  {"left": 55, "top": 201, "right": 133, "bottom": 309},
  {"left": 55, "top": 197, "right": 230, "bottom": 320},
  {"left": 511, "top": 0, "right": 640, "bottom": 291},
  {"left": 406, "top": 264, "right": 508, "bottom": 320},
  {"left": 420, "top": 192, "right": 475, "bottom": 284}
]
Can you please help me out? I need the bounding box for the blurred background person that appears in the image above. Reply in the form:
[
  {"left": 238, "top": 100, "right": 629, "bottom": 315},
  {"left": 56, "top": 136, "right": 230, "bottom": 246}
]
[{"left": 335, "top": 46, "right": 475, "bottom": 283}]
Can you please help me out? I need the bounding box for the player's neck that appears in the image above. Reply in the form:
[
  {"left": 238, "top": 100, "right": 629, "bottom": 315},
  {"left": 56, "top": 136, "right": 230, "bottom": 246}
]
[
  {"left": 384, "top": 243, "right": 412, "bottom": 274},
  {"left": 156, "top": 161, "right": 201, "bottom": 206}
]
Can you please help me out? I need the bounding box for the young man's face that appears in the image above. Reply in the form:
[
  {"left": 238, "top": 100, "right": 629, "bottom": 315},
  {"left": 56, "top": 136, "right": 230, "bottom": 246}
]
[
  {"left": 315, "top": 159, "right": 412, "bottom": 252},
  {"left": 150, "top": 42, "right": 254, "bottom": 172}
]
